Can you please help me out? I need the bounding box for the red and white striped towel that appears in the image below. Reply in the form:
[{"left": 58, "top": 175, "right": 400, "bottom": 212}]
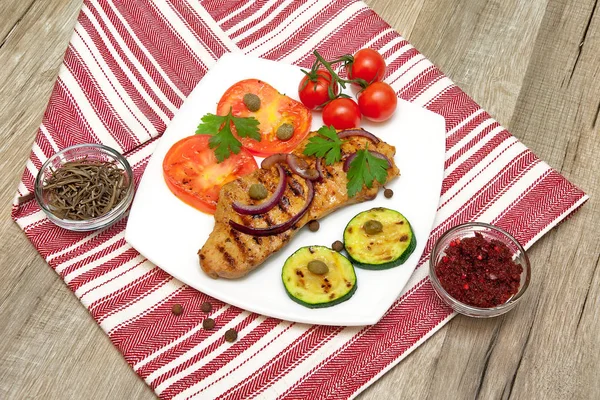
[{"left": 12, "top": 1, "right": 587, "bottom": 399}]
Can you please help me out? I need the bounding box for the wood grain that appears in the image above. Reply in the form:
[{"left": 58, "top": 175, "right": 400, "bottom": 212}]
[{"left": 0, "top": 1, "right": 598, "bottom": 399}]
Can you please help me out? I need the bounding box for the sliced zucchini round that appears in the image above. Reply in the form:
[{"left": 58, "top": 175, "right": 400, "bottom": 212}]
[
  {"left": 282, "top": 246, "right": 357, "bottom": 308},
  {"left": 344, "top": 207, "right": 416, "bottom": 270}
]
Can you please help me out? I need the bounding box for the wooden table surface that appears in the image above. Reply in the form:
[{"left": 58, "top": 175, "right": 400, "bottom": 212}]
[{"left": 1, "top": 0, "right": 598, "bottom": 399}]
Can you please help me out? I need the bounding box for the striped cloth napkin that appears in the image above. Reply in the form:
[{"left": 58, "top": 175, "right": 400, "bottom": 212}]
[{"left": 12, "top": 1, "right": 587, "bottom": 399}]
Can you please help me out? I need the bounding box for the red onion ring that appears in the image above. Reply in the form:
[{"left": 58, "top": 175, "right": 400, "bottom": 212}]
[
  {"left": 343, "top": 150, "right": 392, "bottom": 172},
  {"left": 315, "top": 157, "right": 324, "bottom": 182},
  {"left": 337, "top": 129, "right": 381, "bottom": 144},
  {"left": 286, "top": 154, "right": 320, "bottom": 181},
  {"left": 261, "top": 153, "right": 287, "bottom": 169},
  {"left": 232, "top": 164, "right": 286, "bottom": 215},
  {"left": 229, "top": 179, "right": 314, "bottom": 237}
]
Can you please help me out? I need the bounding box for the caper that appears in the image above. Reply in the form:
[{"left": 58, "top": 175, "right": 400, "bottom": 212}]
[
  {"left": 248, "top": 183, "right": 268, "bottom": 200},
  {"left": 276, "top": 123, "right": 294, "bottom": 141},
  {"left": 307, "top": 260, "right": 329, "bottom": 275},
  {"left": 363, "top": 220, "right": 383, "bottom": 235},
  {"left": 305, "top": 169, "right": 320, "bottom": 180},
  {"left": 243, "top": 93, "right": 261, "bottom": 111}
]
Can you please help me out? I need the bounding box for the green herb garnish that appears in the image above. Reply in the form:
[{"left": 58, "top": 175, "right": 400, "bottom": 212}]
[
  {"left": 195, "top": 109, "right": 260, "bottom": 162},
  {"left": 302, "top": 125, "right": 344, "bottom": 165},
  {"left": 346, "top": 146, "right": 390, "bottom": 197}
]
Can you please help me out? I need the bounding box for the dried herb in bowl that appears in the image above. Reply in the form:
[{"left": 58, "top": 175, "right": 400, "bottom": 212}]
[{"left": 43, "top": 160, "right": 128, "bottom": 220}]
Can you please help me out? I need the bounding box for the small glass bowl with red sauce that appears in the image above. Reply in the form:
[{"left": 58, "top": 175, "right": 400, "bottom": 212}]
[{"left": 429, "top": 222, "right": 531, "bottom": 318}]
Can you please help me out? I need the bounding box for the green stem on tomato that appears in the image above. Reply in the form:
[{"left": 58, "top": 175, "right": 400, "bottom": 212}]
[
  {"left": 311, "top": 50, "right": 370, "bottom": 102},
  {"left": 313, "top": 50, "right": 347, "bottom": 89}
]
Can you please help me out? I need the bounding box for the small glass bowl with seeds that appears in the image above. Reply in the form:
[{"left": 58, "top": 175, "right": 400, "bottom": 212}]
[{"left": 34, "top": 144, "right": 134, "bottom": 231}]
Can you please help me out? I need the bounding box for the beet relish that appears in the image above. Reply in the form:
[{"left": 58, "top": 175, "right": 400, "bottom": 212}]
[{"left": 435, "top": 232, "right": 523, "bottom": 308}]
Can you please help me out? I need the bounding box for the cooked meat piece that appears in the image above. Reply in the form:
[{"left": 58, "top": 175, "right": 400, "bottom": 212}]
[{"left": 199, "top": 133, "right": 400, "bottom": 279}]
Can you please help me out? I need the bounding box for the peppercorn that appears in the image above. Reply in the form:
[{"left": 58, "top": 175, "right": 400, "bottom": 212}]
[
  {"left": 305, "top": 169, "right": 320, "bottom": 180},
  {"left": 332, "top": 240, "right": 344, "bottom": 252},
  {"left": 172, "top": 304, "right": 183, "bottom": 316},
  {"left": 201, "top": 302, "right": 212, "bottom": 313},
  {"left": 308, "top": 220, "right": 320, "bottom": 232},
  {"left": 224, "top": 329, "right": 238, "bottom": 342},
  {"left": 203, "top": 318, "right": 215, "bottom": 330},
  {"left": 384, "top": 188, "right": 393, "bottom": 198}
]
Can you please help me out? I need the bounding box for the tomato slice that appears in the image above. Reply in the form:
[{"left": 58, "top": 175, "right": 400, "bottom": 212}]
[
  {"left": 217, "top": 79, "right": 312, "bottom": 156},
  {"left": 163, "top": 135, "right": 258, "bottom": 214}
]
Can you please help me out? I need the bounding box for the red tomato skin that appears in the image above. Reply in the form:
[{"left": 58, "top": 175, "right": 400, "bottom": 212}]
[
  {"left": 322, "top": 98, "right": 362, "bottom": 130},
  {"left": 357, "top": 82, "right": 397, "bottom": 122},
  {"left": 298, "top": 70, "right": 338, "bottom": 110},
  {"left": 348, "top": 48, "right": 386, "bottom": 85},
  {"left": 217, "top": 79, "right": 311, "bottom": 156},
  {"left": 163, "top": 135, "right": 258, "bottom": 214}
]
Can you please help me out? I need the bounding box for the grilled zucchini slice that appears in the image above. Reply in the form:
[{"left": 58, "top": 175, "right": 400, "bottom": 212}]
[
  {"left": 344, "top": 208, "right": 416, "bottom": 270},
  {"left": 282, "top": 246, "right": 357, "bottom": 308}
]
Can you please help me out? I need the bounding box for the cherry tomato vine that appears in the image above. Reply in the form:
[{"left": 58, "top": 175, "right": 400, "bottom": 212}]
[{"left": 298, "top": 49, "right": 397, "bottom": 127}]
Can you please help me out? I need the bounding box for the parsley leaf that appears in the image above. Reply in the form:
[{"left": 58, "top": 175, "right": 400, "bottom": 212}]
[
  {"left": 231, "top": 115, "right": 261, "bottom": 141},
  {"left": 346, "top": 148, "right": 390, "bottom": 197},
  {"left": 208, "top": 119, "right": 242, "bottom": 162},
  {"left": 195, "top": 113, "right": 223, "bottom": 134},
  {"left": 303, "top": 125, "right": 343, "bottom": 165},
  {"left": 195, "top": 110, "right": 260, "bottom": 163}
]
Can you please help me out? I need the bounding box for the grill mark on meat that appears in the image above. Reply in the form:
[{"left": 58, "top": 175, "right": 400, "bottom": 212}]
[
  {"left": 288, "top": 177, "right": 304, "bottom": 197},
  {"left": 230, "top": 228, "right": 249, "bottom": 257},
  {"left": 217, "top": 246, "right": 236, "bottom": 267},
  {"left": 278, "top": 200, "right": 289, "bottom": 214},
  {"left": 279, "top": 195, "right": 290, "bottom": 211},
  {"left": 276, "top": 194, "right": 294, "bottom": 219},
  {"left": 264, "top": 213, "right": 274, "bottom": 227}
]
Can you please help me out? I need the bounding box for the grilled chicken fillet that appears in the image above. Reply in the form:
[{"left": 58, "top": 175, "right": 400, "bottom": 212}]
[{"left": 199, "top": 133, "right": 400, "bottom": 279}]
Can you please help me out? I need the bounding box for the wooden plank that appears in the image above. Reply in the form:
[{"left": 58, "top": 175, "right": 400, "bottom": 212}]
[
  {"left": 361, "top": 0, "right": 600, "bottom": 399},
  {"left": 0, "top": 0, "right": 36, "bottom": 47},
  {"left": 406, "top": 0, "right": 550, "bottom": 123},
  {"left": 501, "top": 0, "right": 600, "bottom": 398},
  {"left": 363, "top": 0, "right": 426, "bottom": 39},
  {"left": 0, "top": 0, "right": 153, "bottom": 399}
]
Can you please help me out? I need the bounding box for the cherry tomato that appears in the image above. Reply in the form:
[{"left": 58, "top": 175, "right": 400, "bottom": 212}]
[
  {"left": 298, "top": 69, "right": 338, "bottom": 110},
  {"left": 217, "top": 79, "right": 312, "bottom": 156},
  {"left": 358, "top": 82, "right": 397, "bottom": 122},
  {"left": 163, "top": 135, "right": 258, "bottom": 214},
  {"left": 348, "top": 48, "right": 386, "bottom": 85},
  {"left": 322, "top": 98, "right": 361, "bottom": 130}
]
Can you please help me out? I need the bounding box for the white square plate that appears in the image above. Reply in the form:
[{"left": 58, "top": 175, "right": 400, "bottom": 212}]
[{"left": 126, "top": 53, "right": 445, "bottom": 326}]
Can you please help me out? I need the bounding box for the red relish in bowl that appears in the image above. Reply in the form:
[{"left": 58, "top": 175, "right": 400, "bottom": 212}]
[{"left": 435, "top": 232, "right": 523, "bottom": 308}]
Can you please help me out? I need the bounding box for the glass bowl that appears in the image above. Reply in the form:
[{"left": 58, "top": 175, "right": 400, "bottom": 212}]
[
  {"left": 429, "top": 222, "right": 531, "bottom": 318},
  {"left": 34, "top": 144, "right": 134, "bottom": 231}
]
